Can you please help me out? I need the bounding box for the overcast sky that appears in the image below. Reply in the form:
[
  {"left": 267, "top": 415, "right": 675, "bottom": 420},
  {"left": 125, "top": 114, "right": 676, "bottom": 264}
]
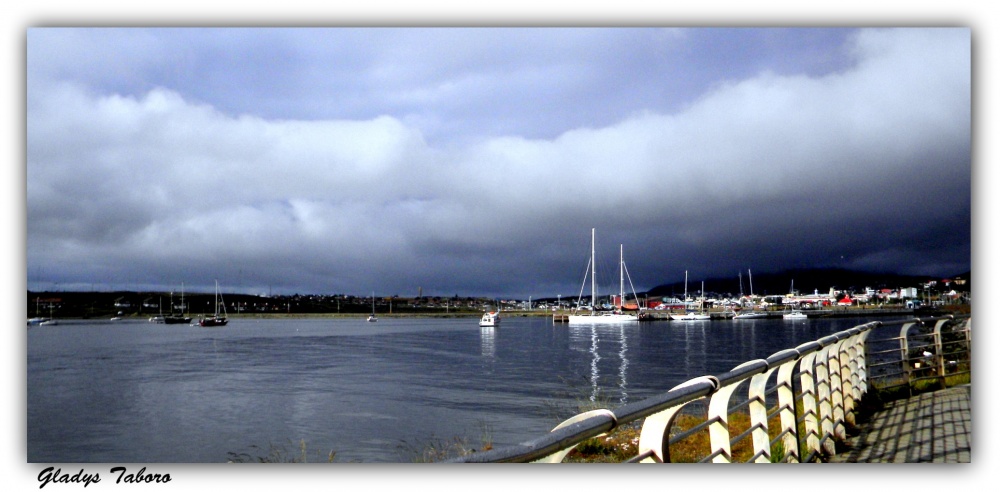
[{"left": 25, "top": 27, "right": 971, "bottom": 298}]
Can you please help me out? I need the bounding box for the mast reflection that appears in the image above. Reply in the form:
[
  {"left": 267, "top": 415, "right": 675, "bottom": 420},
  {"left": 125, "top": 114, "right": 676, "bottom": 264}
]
[{"left": 568, "top": 323, "right": 632, "bottom": 405}]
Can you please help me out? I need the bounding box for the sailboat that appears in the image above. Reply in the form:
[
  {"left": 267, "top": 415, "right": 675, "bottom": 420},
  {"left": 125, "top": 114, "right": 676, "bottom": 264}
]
[
  {"left": 671, "top": 271, "right": 710, "bottom": 321},
  {"left": 367, "top": 292, "right": 378, "bottom": 322},
  {"left": 734, "top": 269, "right": 767, "bottom": 319},
  {"left": 28, "top": 297, "right": 50, "bottom": 326},
  {"left": 163, "top": 283, "right": 193, "bottom": 324},
  {"left": 567, "top": 228, "right": 639, "bottom": 324},
  {"left": 199, "top": 280, "right": 228, "bottom": 327}
]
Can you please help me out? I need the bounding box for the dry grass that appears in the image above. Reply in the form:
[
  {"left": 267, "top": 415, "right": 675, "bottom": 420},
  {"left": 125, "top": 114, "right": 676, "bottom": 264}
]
[{"left": 564, "top": 410, "right": 785, "bottom": 463}]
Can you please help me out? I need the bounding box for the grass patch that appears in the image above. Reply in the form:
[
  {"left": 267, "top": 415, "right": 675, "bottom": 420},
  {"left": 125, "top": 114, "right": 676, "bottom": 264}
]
[
  {"left": 397, "top": 421, "right": 495, "bottom": 462},
  {"left": 563, "top": 410, "right": 786, "bottom": 463}
]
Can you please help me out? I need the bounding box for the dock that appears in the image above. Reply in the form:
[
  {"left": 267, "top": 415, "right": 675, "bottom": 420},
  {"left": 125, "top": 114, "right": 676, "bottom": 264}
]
[{"left": 552, "top": 307, "right": 921, "bottom": 323}]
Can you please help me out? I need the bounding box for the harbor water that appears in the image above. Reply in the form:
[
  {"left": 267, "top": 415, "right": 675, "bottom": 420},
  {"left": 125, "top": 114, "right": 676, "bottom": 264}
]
[{"left": 27, "top": 314, "right": 907, "bottom": 463}]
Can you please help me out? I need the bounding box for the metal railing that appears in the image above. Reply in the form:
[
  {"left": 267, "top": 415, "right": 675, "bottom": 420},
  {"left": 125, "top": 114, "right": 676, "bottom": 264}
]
[{"left": 450, "top": 314, "right": 971, "bottom": 463}]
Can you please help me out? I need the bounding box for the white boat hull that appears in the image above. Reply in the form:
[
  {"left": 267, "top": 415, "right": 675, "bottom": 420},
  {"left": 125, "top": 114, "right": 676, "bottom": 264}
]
[
  {"left": 479, "top": 311, "right": 500, "bottom": 327},
  {"left": 567, "top": 313, "right": 638, "bottom": 324},
  {"left": 671, "top": 313, "right": 710, "bottom": 321}
]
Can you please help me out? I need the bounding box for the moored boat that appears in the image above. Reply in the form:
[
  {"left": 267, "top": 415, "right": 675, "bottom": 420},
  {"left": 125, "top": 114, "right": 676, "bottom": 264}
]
[
  {"left": 567, "top": 229, "right": 640, "bottom": 325},
  {"left": 199, "top": 280, "right": 228, "bottom": 327},
  {"left": 671, "top": 273, "right": 710, "bottom": 321},
  {"left": 479, "top": 310, "right": 500, "bottom": 327},
  {"left": 367, "top": 292, "right": 378, "bottom": 322}
]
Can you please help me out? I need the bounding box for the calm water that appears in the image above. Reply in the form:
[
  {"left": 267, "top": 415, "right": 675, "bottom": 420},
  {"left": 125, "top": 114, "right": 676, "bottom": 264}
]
[{"left": 27, "top": 315, "right": 902, "bottom": 463}]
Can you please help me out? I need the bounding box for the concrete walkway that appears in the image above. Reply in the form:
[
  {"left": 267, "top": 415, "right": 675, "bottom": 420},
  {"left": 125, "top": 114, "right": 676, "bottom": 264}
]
[{"left": 829, "top": 385, "right": 971, "bottom": 463}]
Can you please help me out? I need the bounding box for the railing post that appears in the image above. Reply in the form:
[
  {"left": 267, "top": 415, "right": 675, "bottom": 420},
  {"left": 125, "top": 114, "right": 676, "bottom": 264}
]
[
  {"left": 749, "top": 366, "right": 778, "bottom": 463},
  {"left": 798, "top": 351, "right": 821, "bottom": 459},
  {"left": 707, "top": 380, "right": 745, "bottom": 462},
  {"left": 899, "top": 321, "right": 919, "bottom": 395},
  {"left": 814, "top": 345, "right": 837, "bottom": 455},
  {"left": 636, "top": 376, "right": 717, "bottom": 463},
  {"left": 855, "top": 329, "right": 872, "bottom": 396},
  {"left": 533, "top": 409, "right": 617, "bottom": 463},
  {"left": 932, "top": 318, "right": 951, "bottom": 388},
  {"left": 840, "top": 330, "right": 869, "bottom": 427},
  {"left": 775, "top": 358, "right": 801, "bottom": 463},
  {"left": 827, "top": 340, "right": 847, "bottom": 441}
]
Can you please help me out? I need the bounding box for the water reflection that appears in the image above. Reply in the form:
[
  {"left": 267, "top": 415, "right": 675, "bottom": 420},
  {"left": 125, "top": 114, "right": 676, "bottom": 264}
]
[
  {"left": 568, "top": 324, "right": 632, "bottom": 405},
  {"left": 681, "top": 322, "right": 707, "bottom": 379},
  {"left": 480, "top": 326, "right": 495, "bottom": 358}
]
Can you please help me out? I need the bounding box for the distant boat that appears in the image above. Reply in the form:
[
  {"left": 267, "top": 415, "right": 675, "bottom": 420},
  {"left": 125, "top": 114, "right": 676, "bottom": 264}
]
[
  {"left": 671, "top": 273, "right": 709, "bottom": 321},
  {"left": 734, "top": 269, "right": 767, "bottom": 319},
  {"left": 34, "top": 301, "right": 59, "bottom": 326},
  {"left": 163, "top": 283, "right": 192, "bottom": 324},
  {"left": 367, "top": 292, "right": 378, "bottom": 322},
  {"left": 199, "top": 280, "right": 228, "bottom": 327},
  {"left": 783, "top": 310, "right": 808, "bottom": 320},
  {"left": 28, "top": 297, "right": 49, "bottom": 325},
  {"left": 479, "top": 305, "right": 500, "bottom": 327},
  {"left": 567, "top": 229, "right": 639, "bottom": 324}
]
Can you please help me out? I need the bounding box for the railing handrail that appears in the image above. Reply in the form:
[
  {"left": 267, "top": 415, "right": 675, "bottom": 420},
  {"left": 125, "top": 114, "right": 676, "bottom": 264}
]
[{"left": 449, "top": 314, "right": 971, "bottom": 463}]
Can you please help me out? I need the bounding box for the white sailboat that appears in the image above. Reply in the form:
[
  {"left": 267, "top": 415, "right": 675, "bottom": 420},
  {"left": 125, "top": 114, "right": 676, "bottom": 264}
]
[
  {"left": 567, "top": 229, "right": 639, "bottom": 324},
  {"left": 367, "top": 292, "right": 378, "bottom": 322},
  {"left": 671, "top": 271, "right": 710, "bottom": 321},
  {"left": 734, "top": 269, "right": 767, "bottom": 319}
]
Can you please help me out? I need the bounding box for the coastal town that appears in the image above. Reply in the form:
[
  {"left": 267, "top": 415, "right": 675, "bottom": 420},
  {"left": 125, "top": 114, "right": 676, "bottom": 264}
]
[{"left": 27, "top": 269, "right": 971, "bottom": 322}]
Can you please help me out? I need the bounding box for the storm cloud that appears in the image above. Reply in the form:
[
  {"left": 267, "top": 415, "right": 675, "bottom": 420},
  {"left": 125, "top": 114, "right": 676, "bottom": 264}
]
[{"left": 26, "top": 27, "right": 970, "bottom": 298}]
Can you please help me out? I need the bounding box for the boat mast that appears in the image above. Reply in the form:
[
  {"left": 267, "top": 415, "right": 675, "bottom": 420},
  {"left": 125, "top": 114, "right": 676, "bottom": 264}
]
[
  {"left": 590, "top": 228, "right": 597, "bottom": 314},
  {"left": 619, "top": 244, "right": 624, "bottom": 312},
  {"left": 684, "top": 270, "right": 688, "bottom": 303},
  {"left": 701, "top": 281, "right": 705, "bottom": 314}
]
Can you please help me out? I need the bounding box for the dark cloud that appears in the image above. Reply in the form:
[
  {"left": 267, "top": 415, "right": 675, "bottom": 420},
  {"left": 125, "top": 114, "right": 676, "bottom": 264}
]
[{"left": 26, "top": 28, "right": 970, "bottom": 298}]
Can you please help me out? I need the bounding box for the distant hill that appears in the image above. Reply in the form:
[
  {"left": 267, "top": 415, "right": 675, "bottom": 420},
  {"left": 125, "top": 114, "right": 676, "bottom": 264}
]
[{"left": 644, "top": 268, "right": 970, "bottom": 299}]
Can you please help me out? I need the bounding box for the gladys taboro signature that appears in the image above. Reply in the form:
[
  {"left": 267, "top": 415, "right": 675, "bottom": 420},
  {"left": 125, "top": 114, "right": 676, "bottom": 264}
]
[{"left": 38, "top": 467, "right": 171, "bottom": 488}]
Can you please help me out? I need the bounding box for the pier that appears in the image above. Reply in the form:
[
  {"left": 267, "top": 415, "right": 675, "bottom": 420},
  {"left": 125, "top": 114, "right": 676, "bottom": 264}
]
[
  {"left": 829, "top": 384, "right": 970, "bottom": 463},
  {"left": 454, "top": 314, "right": 971, "bottom": 463},
  {"left": 553, "top": 307, "right": 928, "bottom": 323}
]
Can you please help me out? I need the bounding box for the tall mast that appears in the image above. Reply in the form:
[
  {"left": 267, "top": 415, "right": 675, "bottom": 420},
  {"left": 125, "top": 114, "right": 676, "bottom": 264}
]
[
  {"left": 749, "top": 269, "right": 754, "bottom": 297},
  {"left": 590, "top": 228, "right": 596, "bottom": 313},
  {"left": 684, "top": 270, "right": 688, "bottom": 301},
  {"left": 617, "top": 244, "right": 624, "bottom": 310}
]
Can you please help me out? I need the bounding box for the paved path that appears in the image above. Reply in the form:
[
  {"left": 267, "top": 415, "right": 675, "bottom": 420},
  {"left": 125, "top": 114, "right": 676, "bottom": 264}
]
[{"left": 829, "top": 385, "right": 971, "bottom": 463}]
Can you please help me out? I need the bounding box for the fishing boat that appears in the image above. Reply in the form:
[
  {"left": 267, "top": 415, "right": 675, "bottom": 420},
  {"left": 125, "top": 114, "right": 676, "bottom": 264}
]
[
  {"left": 671, "top": 273, "right": 710, "bottom": 321},
  {"left": 199, "top": 280, "right": 228, "bottom": 327},
  {"left": 783, "top": 309, "right": 808, "bottom": 320},
  {"left": 567, "top": 229, "right": 640, "bottom": 324},
  {"left": 367, "top": 292, "right": 378, "bottom": 322}
]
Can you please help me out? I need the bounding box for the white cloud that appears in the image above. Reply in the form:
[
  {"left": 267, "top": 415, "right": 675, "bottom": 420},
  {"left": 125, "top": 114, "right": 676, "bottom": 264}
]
[{"left": 26, "top": 28, "right": 970, "bottom": 296}]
